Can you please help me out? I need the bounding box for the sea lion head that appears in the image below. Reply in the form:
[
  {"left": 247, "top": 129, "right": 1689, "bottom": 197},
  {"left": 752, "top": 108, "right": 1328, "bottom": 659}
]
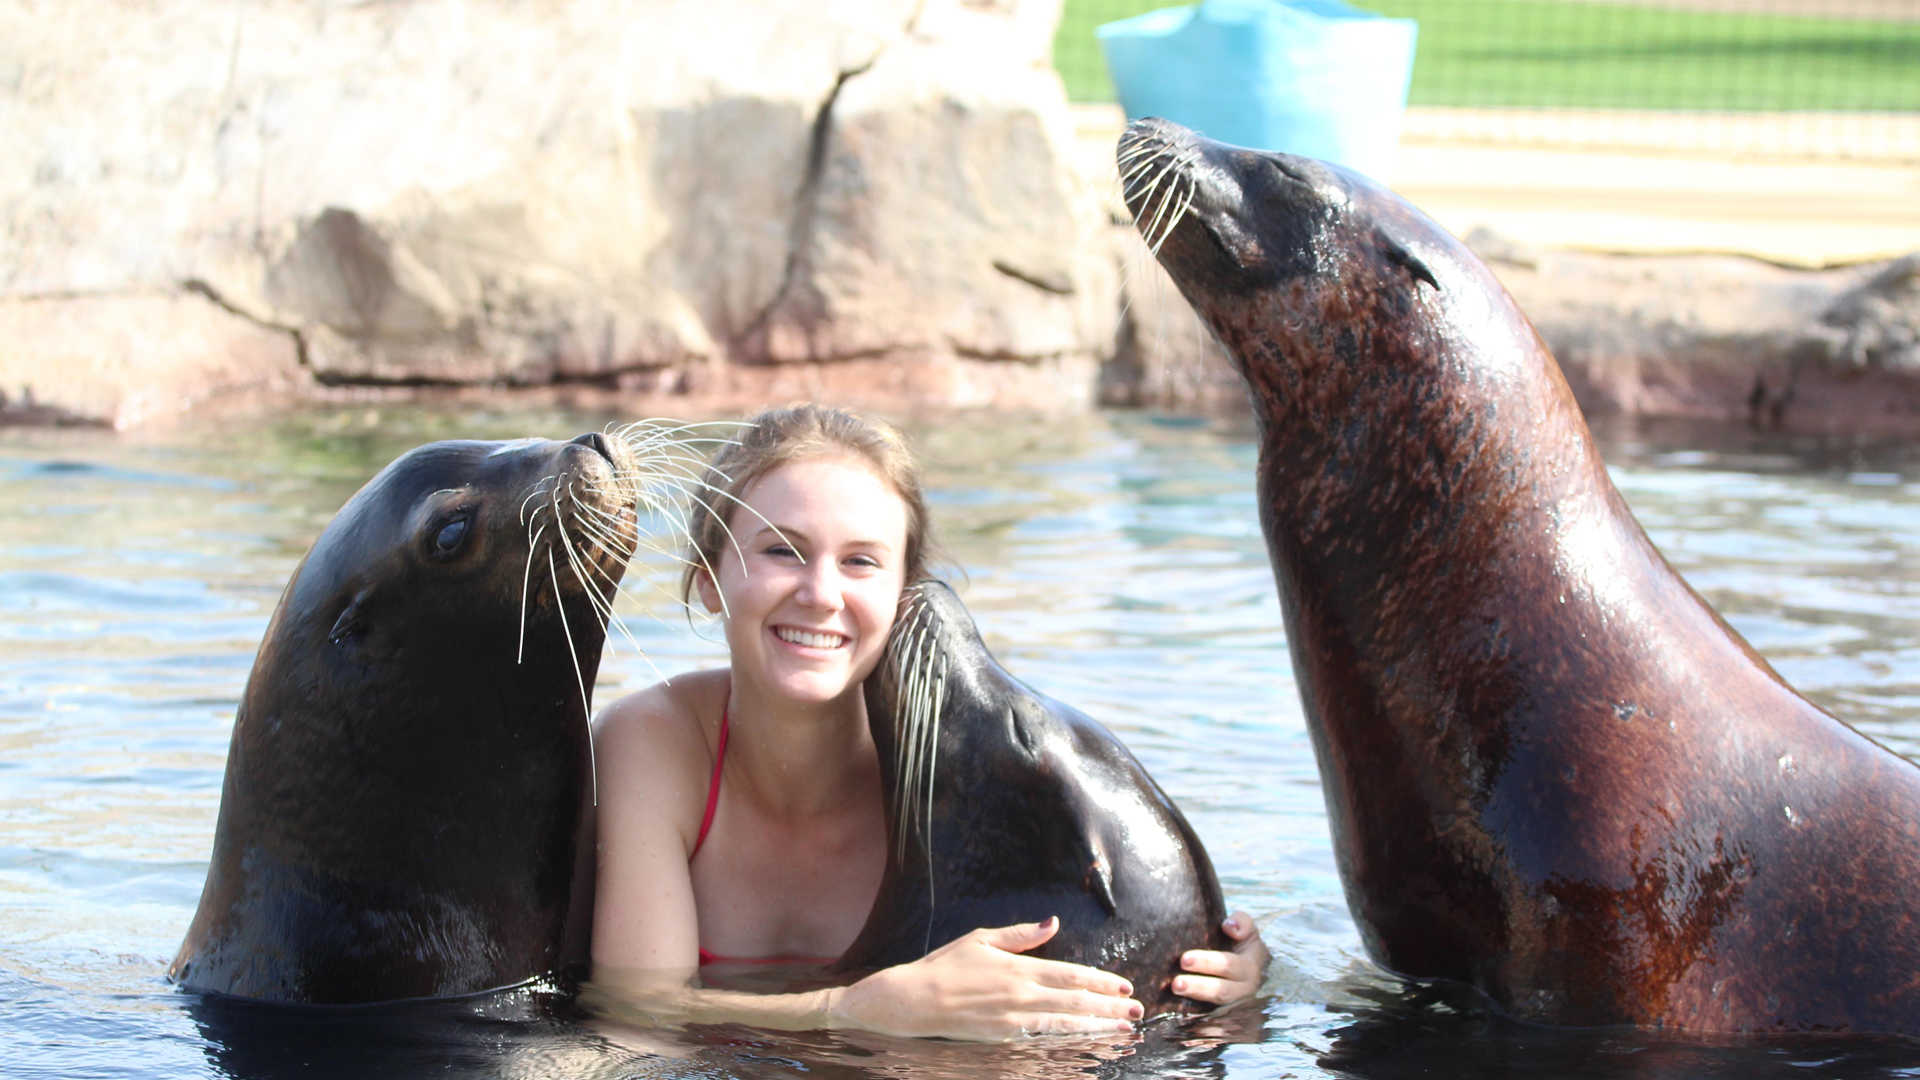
[
  {"left": 281, "top": 431, "right": 639, "bottom": 671},
  {"left": 1115, "top": 117, "right": 1552, "bottom": 432},
  {"left": 865, "top": 578, "right": 1046, "bottom": 854}
]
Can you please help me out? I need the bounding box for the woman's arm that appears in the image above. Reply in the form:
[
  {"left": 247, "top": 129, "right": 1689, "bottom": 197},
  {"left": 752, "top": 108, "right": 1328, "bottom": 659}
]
[
  {"left": 591, "top": 687, "right": 709, "bottom": 972},
  {"left": 592, "top": 917, "right": 1141, "bottom": 1041},
  {"left": 828, "top": 917, "right": 1141, "bottom": 1038}
]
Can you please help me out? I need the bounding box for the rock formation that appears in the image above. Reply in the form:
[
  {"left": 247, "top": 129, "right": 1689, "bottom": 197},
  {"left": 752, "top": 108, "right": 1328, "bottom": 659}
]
[{"left": 2, "top": 0, "right": 1110, "bottom": 427}]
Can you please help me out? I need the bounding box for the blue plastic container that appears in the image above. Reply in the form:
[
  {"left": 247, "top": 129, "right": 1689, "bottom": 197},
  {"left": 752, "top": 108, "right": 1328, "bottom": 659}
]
[{"left": 1097, "top": 0, "right": 1418, "bottom": 181}]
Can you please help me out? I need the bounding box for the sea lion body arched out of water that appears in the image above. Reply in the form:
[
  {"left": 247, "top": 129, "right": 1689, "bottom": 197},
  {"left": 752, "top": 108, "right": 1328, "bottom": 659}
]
[
  {"left": 171, "top": 431, "right": 652, "bottom": 1004},
  {"left": 837, "top": 580, "right": 1229, "bottom": 1018},
  {"left": 1119, "top": 116, "right": 1920, "bottom": 1033}
]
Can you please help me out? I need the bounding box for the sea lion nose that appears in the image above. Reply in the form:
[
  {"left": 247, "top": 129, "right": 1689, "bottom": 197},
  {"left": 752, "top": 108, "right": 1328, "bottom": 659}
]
[{"left": 569, "top": 431, "right": 614, "bottom": 462}]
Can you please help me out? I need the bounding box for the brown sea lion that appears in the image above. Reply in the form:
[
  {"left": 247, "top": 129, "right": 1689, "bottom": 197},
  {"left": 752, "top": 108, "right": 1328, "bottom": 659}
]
[
  {"left": 1118, "top": 115, "right": 1920, "bottom": 1034},
  {"left": 169, "top": 428, "right": 667, "bottom": 1004},
  {"left": 836, "top": 580, "right": 1230, "bottom": 1018}
]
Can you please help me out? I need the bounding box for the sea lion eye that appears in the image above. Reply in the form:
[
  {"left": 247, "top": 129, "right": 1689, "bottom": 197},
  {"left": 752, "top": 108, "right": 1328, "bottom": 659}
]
[{"left": 431, "top": 515, "right": 471, "bottom": 557}]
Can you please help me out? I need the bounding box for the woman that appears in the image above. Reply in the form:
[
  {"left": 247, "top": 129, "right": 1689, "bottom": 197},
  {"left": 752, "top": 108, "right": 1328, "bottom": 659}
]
[{"left": 591, "top": 404, "right": 1267, "bottom": 1040}]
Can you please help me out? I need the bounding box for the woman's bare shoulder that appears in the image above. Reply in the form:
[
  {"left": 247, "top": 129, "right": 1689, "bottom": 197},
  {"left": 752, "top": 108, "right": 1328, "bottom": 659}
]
[{"left": 593, "top": 668, "right": 729, "bottom": 800}]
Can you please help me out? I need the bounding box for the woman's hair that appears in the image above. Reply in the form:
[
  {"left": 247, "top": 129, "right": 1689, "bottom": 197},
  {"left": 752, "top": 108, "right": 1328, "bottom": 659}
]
[{"left": 680, "top": 403, "right": 934, "bottom": 606}]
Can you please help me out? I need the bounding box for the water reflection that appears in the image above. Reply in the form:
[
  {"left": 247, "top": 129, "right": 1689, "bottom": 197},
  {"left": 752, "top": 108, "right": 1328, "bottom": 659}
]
[
  {"left": 2, "top": 406, "right": 1919, "bottom": 1079},
  {"left": 1318, "top": 980, "right": 1920, "bottom": 1080}
]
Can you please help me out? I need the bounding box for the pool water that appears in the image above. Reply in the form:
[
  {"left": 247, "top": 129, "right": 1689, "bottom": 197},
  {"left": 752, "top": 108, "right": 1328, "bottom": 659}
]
[{"left": 4, "top": 404, "right": 1918, "bottom": 1079}]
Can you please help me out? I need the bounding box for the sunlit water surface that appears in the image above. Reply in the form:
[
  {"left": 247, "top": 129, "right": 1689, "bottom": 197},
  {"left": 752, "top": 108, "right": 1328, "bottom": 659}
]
[{"left": 4, "top": 405, "right": 1918, "bottom": 1079}]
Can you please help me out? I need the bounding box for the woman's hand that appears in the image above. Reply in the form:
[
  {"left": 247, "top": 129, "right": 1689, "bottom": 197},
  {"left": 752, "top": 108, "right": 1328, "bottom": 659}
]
[
  {"left": 828, "top": 916, "right": 1142, "bottom": 1041},
  {"left": 1171, "top": 911, "right": 1269, "bottom": 1007}
]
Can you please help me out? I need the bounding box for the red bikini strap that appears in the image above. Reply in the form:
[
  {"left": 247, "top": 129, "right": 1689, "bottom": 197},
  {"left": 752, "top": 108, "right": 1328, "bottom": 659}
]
[{"left": 690, "top": 698, "right": 729, "bottom": 861}]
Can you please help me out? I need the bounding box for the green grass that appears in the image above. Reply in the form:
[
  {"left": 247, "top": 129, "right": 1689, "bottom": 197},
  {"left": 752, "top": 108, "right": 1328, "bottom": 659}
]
[{"left": 1055, "top": 0, "right": 1920, "bottom": 111}]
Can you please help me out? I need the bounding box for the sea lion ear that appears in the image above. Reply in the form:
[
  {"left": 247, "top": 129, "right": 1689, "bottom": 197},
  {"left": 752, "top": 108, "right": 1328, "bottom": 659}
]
[
  {"left": 1083, "top": 836, "right": 1118, "bottom": 917},
  {"left": 1007, "top": 701, "right": 1044, "bottom": 758},
  {"left": 328, "top": 590, "right": 370, "bottom": 646},
  {"left": 1379, "top": 231, "right": 1439, "bottom": 291}
]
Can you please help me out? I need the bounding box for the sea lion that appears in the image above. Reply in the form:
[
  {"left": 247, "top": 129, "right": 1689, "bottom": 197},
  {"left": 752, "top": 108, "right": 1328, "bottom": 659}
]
[
  {"left": 836, "top": 579, "right": 1229, "bottom": 1018},
  {"left": 1117, "top": 116, "right": 1920, "bottom": 1034},
  {"left": 170, "top": 427, "right": 671, "bottom": 1004}
]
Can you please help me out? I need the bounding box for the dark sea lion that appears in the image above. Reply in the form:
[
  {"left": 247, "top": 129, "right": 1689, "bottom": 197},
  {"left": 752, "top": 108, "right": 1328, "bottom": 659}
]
[
  {"left": 170, "top": 429, "right": 658, "bottom": 1004},
  {"left": 836, "top": 579, "right": 1229, "bottom": 1018},
  {"left": 1117, "top": 116, "right": 1920, "bottom": 1034}
]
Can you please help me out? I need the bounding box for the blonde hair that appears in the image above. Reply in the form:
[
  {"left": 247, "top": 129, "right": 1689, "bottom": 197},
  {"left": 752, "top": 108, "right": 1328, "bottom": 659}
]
[{"left": 680, "top": 404, "right": 934, "bottom": 606}]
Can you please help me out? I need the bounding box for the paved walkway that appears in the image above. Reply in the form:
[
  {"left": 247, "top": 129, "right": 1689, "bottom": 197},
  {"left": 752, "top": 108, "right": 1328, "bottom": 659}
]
[{"left": 1078, "top": 104, "right": 1920, "bottom": 267}]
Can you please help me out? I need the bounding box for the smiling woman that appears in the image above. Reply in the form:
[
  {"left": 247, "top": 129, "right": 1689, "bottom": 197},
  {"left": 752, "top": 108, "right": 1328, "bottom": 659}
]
[{"left": 585, "top": 403, "right": 1267, "bottom": 1040}]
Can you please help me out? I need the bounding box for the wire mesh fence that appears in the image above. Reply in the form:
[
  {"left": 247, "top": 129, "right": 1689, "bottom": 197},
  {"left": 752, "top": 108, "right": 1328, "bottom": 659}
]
[{"left": 1055, "top": 0, "right": 1920, "bottom": 160}]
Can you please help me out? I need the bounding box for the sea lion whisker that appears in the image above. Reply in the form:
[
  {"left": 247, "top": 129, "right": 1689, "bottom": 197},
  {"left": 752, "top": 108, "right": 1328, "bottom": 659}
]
[
  {"left": 573, "top": 486, "right": 657, "bottom": 534},
  {"left": 1152, "top": 147, "right": 1201, "bottom": 198},
  {"left": 1116, "top": 131, "right": 1171, "bottom": 167},
  {"left": 1118, "top": 148, "right": 1169, "bottom": 192},
  {"left": 578, "top": 485, "right": 691, "bottom": 554},
  {"left": 547, "top": 548, "right": 594, "bottom": 725},
  {"left": 569, "top": 525, "right": 637, "bottom": 574},
  {"left": 1124, "top": 164, "right": 1173, "bottom": 235},
  {"left": 1141, "top": 181, "right": 1181, "bottom": 256},
  {"left": 571, "top": 514, "right": 643, "bottom": 574},
  {"left": 557, "top": 480, "right": 643, "bottom": 610},
  {"left": 895, "top": 597, "right": 940, "bottom": 943},
  {"left": 545, "top": 481, "right": 630, "bottom": 640},
  {"left": 601, "top": 449, "right": 725, "bottom": 494},
  {"left": 1128, "top": 146, "right": 1187, "bottom": 221},
  {"left": 920, "top": 651, "right": 945, "bottom": 956},
  {"left": 684, "top": 478, "right": 790, "bottom": 549},
  {"left": 618, "top": 436, "right": 744, "bottom": 468},
  {"left": 1151, "top": 183, "right": 1196, "bottom": 258},
  {"left": 880, "top": 584, "right": 947, "bottom": 955},
  {"left": 610, "top": 417, "right": 751, "bottom": 447},
  {"left": 1116, "top": 141, "right": 1156, "bottom": 172},
  {"left": 1117, "top": 138, "right": 1168, "bottom": 182},
  {"left": 608, "top": 424, "right": 745, "bottom": 476},
  {"left": 895, "top": 591, "right": 937, "bottom": 821},
  {"left": 564, "top": 532, "right": 647, "bottom": 660},
  {"left": 567, "top": 498, "right": 644, "bottom": 561},
  {"left": 1143, "top": 151, "right": 1202, "bottom": 254},
  {"left": 565, "top": 562, "right": 636, "bottom": 656},
  {"left": 1117, "top": 146, "right": 1169, "bottom": 181},
  {"left": 1146, "top": 155, "right": 1199, "bottom": 251},
  {"left": 553, "top": 495, "right": 627, "bottom": 651},
  {"left": 890, "top": 607, "right": 921, "bottom": 859},
  {"left": 896, "top": 594, "right": 941, "bottom": 865},
  {"left": 1133, "top": 174, "right": 1187, "bottom": 259},
  {"left": 581, "top": 575, "right": 648, "bottom": 665},
  {"left": 518, "top": 520, "right": 549, "bottom": 665},
  {"left": 681, "top": 479, "right": 802, "bottom": 600},
  {"left": 602, "top": 418, "right": 711, "bottom": 454},
  {"left": 885, "top": 591, "right": 928, "bottom": 859},
  {"left": 520, "top": 475, "right": 560, "bottom": 528}
]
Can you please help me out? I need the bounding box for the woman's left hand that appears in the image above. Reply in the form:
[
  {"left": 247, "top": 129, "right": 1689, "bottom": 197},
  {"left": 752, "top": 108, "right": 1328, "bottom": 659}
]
[{"left": 1171, "top": 911, "right": 1269, "bottom": 1006}]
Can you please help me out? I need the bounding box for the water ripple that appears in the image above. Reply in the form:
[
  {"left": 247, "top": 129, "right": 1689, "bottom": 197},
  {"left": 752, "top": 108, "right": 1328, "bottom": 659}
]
[{"left": 0, "top": 409, "right": 1917, "bottom": 1079}]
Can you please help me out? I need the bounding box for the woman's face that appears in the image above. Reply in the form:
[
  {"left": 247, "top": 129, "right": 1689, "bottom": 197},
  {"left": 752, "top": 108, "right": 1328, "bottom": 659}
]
[{"left": 698, "top": 455, "right": 910, "bottom": 708}]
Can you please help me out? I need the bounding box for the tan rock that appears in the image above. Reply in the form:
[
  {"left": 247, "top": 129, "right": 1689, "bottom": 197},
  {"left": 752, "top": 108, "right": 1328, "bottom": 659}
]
[
  {"left": 0, "top": 292, "right": 302, "bottom": 429},
  {"left": 2, "top": 0, "right": 1102, "bottom": 426}
]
